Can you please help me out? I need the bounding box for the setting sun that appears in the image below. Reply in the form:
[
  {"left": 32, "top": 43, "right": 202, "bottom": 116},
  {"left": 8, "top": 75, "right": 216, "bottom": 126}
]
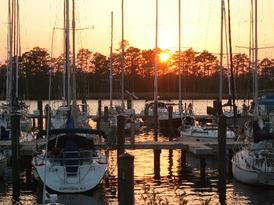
[{"left": 159, "top": 52, "right": 171, "bottom": 63}]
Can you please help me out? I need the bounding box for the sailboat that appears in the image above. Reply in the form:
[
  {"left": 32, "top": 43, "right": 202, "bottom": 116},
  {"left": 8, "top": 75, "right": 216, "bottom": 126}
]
[
  {"left": 179, "top": 0, "right": 237, "bottom": 141},
  {"left": 0, "top": 0, "right": 33, "bottom": 141},
  {"left": 32, "top": 0, "right": 108, "bottom": 193},
  {"left": 232, "top": 0, "right": 274, "bottom": 186}
]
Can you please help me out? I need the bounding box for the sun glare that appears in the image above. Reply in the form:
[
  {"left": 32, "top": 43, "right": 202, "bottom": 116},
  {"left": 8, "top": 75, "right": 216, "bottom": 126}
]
[{"left": 159, "top": 52, "right": 170, "bottom": 63}]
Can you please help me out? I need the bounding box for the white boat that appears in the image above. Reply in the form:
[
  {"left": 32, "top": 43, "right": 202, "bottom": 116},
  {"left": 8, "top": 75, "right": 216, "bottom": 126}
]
[
  {"left": 33, "top": 0, "right": 108, "bottom": 194},
  {"left": 32, "top": 128, "right": 108, "bottom": 193},
  {"left": 232, "top": 140, "right": 274, "bottom": 186},
  {"left": 180, "top": 125, "right": 236, "bottom": 141},
  {"left": 231, "top": 0, "right": 274, "bottom": 186},
  {"left": 232, "top": 95, "right": 274, "bottom": 185},
  {"left": 140, "top": 100, "right": 182, "bottom": 130}
]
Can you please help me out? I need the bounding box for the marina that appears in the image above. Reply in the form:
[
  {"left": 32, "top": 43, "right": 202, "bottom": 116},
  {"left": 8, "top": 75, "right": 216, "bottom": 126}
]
[
  {"left": 0, "top": 99, "right": 271, "bottom": 205},
  {"left": 1, "top": 0, "right": 274, "bottom": 204}
]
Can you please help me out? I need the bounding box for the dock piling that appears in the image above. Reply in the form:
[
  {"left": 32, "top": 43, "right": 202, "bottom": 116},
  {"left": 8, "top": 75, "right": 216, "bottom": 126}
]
[
  {"left": 218, "top": 115, "right": 227, "bottom": 205},
  {"left": 199, "top": 156, "right": 206, "bottom": 183},
  {"left": 118, "top": 153, "right": 134, "bottom": 205},
  {"left": 117, "top": 115, "right": 125, "bottom": 159},
  {"left": 168, "top": 106, "right": 173, "bottom": 140},
  {"left": 37, "top": 100, "right": 43, "bottom": 134},
  {"left": 154, "top": 149, "right": 161, "bottom": 179},
  {"left": 104, "top": 106, "right": 109, "bottom": 122},
  {"left": 11, "top": 112, "right": 20, "bottom": 202},
  {"left": 97, "top": 99, "right": 102, "bottom": 129}
]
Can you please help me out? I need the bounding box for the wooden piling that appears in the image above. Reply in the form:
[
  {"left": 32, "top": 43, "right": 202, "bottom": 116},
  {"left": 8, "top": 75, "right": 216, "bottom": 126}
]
[
  {"left": 97, "top": 99, "right": 102, "bottom": 129},
  {"left": 154, "top": 101, "right": 158, "bottom": 141},
  {"left": 228, "top": 149, "right": 233, "bottom": 178},
  {"left": 181, "top": 149, "right": 186, "bottom": 177},
  {"left": 37, "top": 100, "right": 43, "bottom": 134},
  {"left": 45, "top": 104, "right": 51, "bottom": 131},
  {"left": 199, "top": 156, "right": 206, "bottom": 183},
  {"left": 11, "top": 112, "right": 20, "bottom": 202},
  {"left": 117, "top": 115, "right": 125, "bottom": 159},
  {"left": 104, "top": 106, "right": 109, "bottom": 122},
  {"left": 127, "top": 98, "right": 132, "bottom": 110},
  {"left": 218, "top": 115, "right": 227, "bottom": 205},
  {"left": 118, "top": 153, "right": 134, "bottom": 205},
  {"left": 168, "top": 106, "right": 173, "bottom": 140},
  {"left": 154, "top": 149, "right": 161, "bottom": 179}
]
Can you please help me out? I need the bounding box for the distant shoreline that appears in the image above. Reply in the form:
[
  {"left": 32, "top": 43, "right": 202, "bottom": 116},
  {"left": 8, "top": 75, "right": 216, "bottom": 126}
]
[
  {"left": 84, "top": 92, "right": 251, "bottom": 100},
  {"left": 24, "top": 92, "right": 250, "bottom": 100}
]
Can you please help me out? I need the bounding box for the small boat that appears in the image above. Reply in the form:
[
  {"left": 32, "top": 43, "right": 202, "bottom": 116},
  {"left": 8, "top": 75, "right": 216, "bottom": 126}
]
[
  {"left": 179, "top": 115, "right": 235, "bottom": 141},
  {"left": 140, "top": 100, "right": 182, "bottom": 130},
  {"left": 32, "top": 128, "right": 108, "bottom": 193}
]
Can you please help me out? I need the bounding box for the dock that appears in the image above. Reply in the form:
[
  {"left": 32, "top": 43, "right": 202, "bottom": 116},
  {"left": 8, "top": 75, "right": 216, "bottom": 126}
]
[{"left": 0, "top": 137, "right": 244, "bottom": 157}]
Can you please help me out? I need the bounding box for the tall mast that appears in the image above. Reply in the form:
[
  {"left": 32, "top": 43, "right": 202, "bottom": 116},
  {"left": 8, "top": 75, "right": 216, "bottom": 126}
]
[
  {"left": 7, "top": 0, "right": 12, "bottom": 103},
  {"left": 219, "top": 0, "right": 224, "bottom": 102},
  {"left": 72, "top": 0, "right": 76, "bottom": 104},
  {"left": 154, "top": 0, "right": 159, "bottom": 135},
  {"left": 109, "top": 11, "right": 113, "bottom": 108},
  {"left": 178, "top": 0, "right": 182, "bottom": 114},
  {"left": 64, "top": 0, "right": 71, "bottom": 106},
  {"left": 254, "top": 0, "right": 258, "bottom": 118},
  {"left": 121, "top": 0, "right": 125, "bottom": 110},
  {"left": 227, "top": 0, "right": 237, "bottom": 125}
]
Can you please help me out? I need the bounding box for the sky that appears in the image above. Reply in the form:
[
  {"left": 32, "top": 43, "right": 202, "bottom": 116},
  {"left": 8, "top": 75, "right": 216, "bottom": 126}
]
[{"left": 1, "top": 0, "right": 274, "bottom": 63}]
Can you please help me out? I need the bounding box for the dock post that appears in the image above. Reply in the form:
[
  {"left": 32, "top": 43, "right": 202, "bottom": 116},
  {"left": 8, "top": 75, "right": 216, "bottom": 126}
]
[
  {"left": 117, "top": 115, "right": 125, "bottom": 159},
  {"left": 168, "top": 106, "right": 173, "bottom": 140},
  {"left": 104, "top": 106, "right": 109, "bottom": 122},
  {"left": 127, "top": 97, "right": 132, "bottom": 110},
  {"left": 218, "top": 115, "right": 227, "bottom": 205},
  {"left": 37, "top": 100, "right": 43, "bottom": 135},
  {"left": 25, "top": 157, "right": 32, "bottom": 185},
  {"left": 154, "top": 101, "right": 158, "bottom": 141},
  {"left": 181, "top": 149, "right": 186, "bottom": 177},
  {"left": 45, "top": 104, "right": 51, "bottom": 131},
  {"left": 228, "top": 149, "right": 233, "bottom": 178},
  {"left": 199, "top": 156, "right": 206, "bottom": 184},
  {"left": 153, "top": 149, "right": 161, "bottom": 179},
  {"left": 11, "top": 112, "right": 20, "bottom": 202},
  {"left": 97, "top": 99, "right": 102, "bottom": 129},
  {"left": 118, "top": 153, "right": 134, "bottom": 205}
]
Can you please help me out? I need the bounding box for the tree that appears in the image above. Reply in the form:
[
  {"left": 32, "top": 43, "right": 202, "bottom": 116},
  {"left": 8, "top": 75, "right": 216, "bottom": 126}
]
[
  {"left": 195, "top": 50, "right": 218, "bottom": 77},
  {"left": 76, "top": 48, "right": 94, "bottom": 73},
  {"left": 232, "top": 53, "right": 249, "bottom": 77}
]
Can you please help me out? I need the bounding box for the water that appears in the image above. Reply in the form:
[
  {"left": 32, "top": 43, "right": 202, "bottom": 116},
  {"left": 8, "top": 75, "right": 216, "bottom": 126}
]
[{"left": 1, "top": 99, "right": 274, "bottom": 205}]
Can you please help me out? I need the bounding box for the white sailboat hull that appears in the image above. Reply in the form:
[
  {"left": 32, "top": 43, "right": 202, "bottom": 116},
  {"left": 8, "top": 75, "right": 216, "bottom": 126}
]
[
  {"left": 33, "top": 159, "right": 107, "bottom": 193},
  {"left": 232, "top": 149, "right": 274, "bottom": 186}
]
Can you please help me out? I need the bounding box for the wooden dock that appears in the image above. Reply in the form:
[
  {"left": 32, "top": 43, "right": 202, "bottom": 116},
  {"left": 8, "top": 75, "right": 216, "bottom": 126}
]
[{"left": 0, "top": 137, "right": 244, "bottom": 157}]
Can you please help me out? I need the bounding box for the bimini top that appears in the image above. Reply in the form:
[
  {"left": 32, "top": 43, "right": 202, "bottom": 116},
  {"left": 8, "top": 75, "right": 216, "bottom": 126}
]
[{"left": 258, "top": 95, "right": 274, "bottom": 105}]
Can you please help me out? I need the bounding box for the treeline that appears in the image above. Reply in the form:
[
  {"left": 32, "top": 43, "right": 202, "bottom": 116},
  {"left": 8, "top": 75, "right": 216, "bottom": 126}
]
[{"left": 0, "top": 44, "right": 274, "bottom": 100}]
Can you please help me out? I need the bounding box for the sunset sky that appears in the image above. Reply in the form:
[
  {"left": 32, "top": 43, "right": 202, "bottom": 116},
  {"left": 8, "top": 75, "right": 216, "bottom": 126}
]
[{"left": 0, "top": 0, "right": 274, "bottom": 63}]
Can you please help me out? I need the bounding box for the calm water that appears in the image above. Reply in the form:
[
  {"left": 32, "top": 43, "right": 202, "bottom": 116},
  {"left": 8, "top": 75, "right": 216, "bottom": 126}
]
[{"left": 1, "top": 99, "right": 274, "bottom": 205}]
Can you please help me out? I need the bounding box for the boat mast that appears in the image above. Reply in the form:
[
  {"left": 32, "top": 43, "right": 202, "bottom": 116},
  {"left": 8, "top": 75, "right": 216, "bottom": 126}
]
[
  {"left": 7, "top": 0, "right": 12, "bottom": 104},
  {"left": 227, "top": 0, "right": 237, "bottom": 126},
  {"left": 72, "top": 0, "right": 77, "bottom": 105},
  {"left": 219, "top": 0, "right": 224, "bottom": 102},
  {"left": 64, "top": 0, "right": 71, "bottom": 107},
  {"left": 109, "top": 11, "right": 113, "bottom": 108},
  {"left": 121, "top": 0, "right": 125, "bottom": 110},
  {"left": 154, "top": 0, "right": 159, "bottom": 134},
  {"left": 178, "top": 0, "right": 182, "bottom": 114},
  {"left": 253, "top": 0, "right": 258, "bottom": 118}
]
